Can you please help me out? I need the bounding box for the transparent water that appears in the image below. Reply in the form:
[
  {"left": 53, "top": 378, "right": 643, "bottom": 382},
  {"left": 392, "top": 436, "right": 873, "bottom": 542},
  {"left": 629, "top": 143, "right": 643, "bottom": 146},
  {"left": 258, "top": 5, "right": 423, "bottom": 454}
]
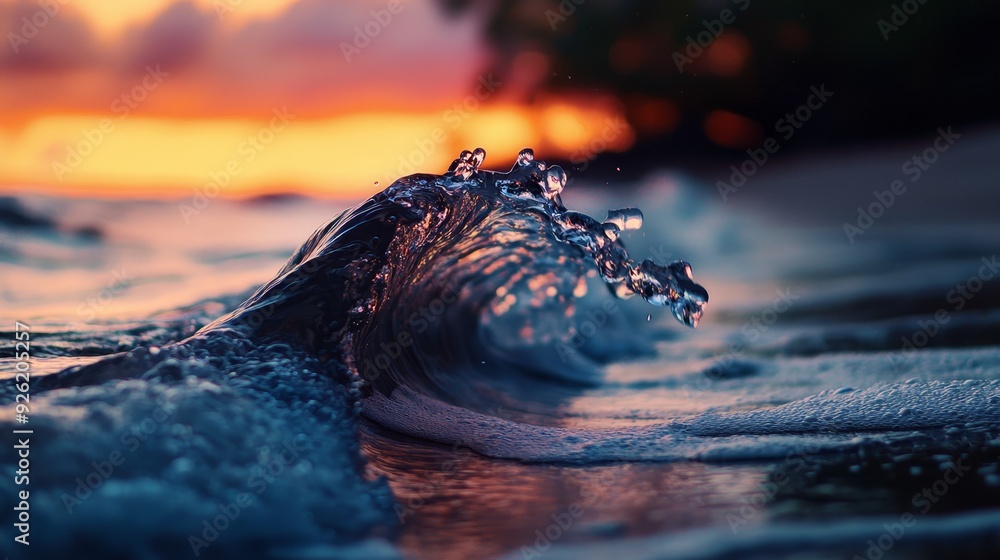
[{"left": 1, "top": 146, "right": 999, "bottom": 560}]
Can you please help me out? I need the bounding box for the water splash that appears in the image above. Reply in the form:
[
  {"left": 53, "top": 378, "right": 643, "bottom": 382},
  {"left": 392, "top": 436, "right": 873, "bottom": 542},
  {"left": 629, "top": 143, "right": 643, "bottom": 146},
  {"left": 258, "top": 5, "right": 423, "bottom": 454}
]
[
  {"left": 605, "top": 208, "right": 644, "bottom": 232},
  {"left": 444, "top": 147, "right": 709, "bottom": 327}
]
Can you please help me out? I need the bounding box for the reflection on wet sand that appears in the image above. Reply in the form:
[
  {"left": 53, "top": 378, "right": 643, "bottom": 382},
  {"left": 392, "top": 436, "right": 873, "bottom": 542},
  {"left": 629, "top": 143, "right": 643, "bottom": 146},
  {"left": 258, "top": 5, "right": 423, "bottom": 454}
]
[{"left": 361, "top": 425, "right": 770, "bottom": 559}]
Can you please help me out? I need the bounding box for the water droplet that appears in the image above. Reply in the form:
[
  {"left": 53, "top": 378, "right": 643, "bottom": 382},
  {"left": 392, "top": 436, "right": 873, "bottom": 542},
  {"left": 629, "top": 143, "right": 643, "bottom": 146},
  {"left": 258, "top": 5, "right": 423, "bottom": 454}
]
[
  {"left": 605, "top": 208, "right": 643, "bottom": 231},
  {"left": 471, "top": 147, "right": 486, "bottom": 169},
  {"left": 646, "top": 314, "right": 651, "bottom": 322},
  {"left": 543, "top": 165, "right": 567, "bottom": 200},
  {"left": 449, "top": 149, "right": 478, "bottom": 179},
  {"left": 667, "top": 260, "right": 693, "bottom": 280},
  {"left": 603, "top": 222, "right": 620, "bottom": 241},
  {"left": 612, "top": 282, "right": 635, "bottom": 299},
  {"left": 481, "top": 148, "right": 708, "bottom": 329}
]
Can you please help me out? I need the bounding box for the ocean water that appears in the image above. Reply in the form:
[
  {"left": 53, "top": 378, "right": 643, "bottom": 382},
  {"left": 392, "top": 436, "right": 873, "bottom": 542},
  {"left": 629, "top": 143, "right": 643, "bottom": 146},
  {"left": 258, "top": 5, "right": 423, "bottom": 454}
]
[{"left": 1, "top": 143, "right": 999, "bottom": 560}]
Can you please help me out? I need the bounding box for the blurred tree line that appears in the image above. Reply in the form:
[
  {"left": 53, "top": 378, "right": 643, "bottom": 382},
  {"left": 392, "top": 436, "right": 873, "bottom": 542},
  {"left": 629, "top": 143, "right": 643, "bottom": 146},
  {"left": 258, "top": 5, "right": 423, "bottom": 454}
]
[{"left": 440, "top": 0, "right": 1000, "bottom": 162}]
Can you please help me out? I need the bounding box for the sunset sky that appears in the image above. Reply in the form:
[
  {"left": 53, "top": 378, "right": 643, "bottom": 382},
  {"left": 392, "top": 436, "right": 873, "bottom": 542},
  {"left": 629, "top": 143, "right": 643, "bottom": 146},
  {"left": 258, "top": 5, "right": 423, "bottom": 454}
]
[{"left": 1, "top": 0, "right": 633, "bottom": 198}]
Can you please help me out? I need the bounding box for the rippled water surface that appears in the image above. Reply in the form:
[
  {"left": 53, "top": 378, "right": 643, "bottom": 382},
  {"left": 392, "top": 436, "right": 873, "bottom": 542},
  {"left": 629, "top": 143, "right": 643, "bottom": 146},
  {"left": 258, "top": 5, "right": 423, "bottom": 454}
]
[{"left": 1, "top": 145, "right": 999, "bottom": 559}]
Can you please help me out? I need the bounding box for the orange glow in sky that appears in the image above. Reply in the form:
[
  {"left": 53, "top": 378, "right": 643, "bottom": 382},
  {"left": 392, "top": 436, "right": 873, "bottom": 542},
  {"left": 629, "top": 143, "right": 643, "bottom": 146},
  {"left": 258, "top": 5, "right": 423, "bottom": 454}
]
[
  {"left": 0, "top": 103, "right": 629, "bottom": 199},
  {"left": 0, "top": 0, "right": 635, "bottom": 199},
  {"left": 55, "top": 0, "right": 294, "bottom": 37}
]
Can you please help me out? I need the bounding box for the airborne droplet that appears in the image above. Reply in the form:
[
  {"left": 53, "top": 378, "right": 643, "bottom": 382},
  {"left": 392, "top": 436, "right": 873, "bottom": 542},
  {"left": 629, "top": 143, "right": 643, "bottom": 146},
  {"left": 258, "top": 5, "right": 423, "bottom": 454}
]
[
  {"left": 603, "top": 222, "right": 620, "bottom": 241},
  {"left": 543, "top": 165, "right": 567, "bottom": 200},
  {"left": 471, "top": 147, "right": 486, "bottom": 169},
  {"left": 517, "top": 147, "right": 535, "bottom": 166},
  {"left": 605, "top": 208, "right": 643, "bottom": 231},
  {"left": 463, "top": 147, "right": 709, "bottom": 329},
  {"left": 449, "top": 149, "right": 479, "bottom": 180}
]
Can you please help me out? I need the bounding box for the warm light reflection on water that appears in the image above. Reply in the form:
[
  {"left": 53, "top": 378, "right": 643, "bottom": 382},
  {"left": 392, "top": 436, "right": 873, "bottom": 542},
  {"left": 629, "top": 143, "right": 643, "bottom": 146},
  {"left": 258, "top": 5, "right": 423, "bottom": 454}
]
[{"left": 361, "top": 425, "right": 770, "bottom": 560}]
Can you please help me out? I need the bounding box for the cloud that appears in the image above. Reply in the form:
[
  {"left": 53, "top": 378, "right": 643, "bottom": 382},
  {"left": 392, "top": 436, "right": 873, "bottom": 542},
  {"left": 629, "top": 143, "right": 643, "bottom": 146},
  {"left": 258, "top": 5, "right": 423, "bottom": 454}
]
[
  {"left": 215, "top": 0, "right": 491, "bottom": 112},
  {"left": 1, "top": 0, "right": 101, "bottom": 72},
  {"left": 1, "top": 0, "right": 491, "bottom": 120},
  {"left": 119, "top": 1, "right": 219, "bottom": 73}
]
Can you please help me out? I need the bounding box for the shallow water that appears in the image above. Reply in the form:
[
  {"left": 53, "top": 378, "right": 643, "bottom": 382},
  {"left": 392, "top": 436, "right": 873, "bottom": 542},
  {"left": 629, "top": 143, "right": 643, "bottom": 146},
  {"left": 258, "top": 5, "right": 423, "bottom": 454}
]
[{"left": 1, "top": 143, "right": 999, "bottom": 559}]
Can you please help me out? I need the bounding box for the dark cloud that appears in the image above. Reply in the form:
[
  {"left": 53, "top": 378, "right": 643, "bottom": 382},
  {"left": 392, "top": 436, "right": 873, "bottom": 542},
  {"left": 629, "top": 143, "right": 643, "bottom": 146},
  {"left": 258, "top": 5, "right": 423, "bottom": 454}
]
[
  {"left": 214, "top": 0, "right": 489, "bottom": 112},
  {"left": 119, "top": 1, "right": 219, "bottom": 74},
  {"left": 1, "top": 0, "right": 101, "bottom": 72},
  {"left": 1, "top": 0, "right": 489, "bottom": 118}
]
